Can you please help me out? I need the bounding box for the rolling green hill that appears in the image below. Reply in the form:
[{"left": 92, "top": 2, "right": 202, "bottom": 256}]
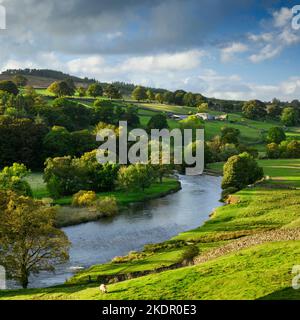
[{"left": 2, "top": 160, "right": 300, "bottom": 300}]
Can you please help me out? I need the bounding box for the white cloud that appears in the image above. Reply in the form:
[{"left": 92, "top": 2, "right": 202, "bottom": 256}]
[
  {"left": 249, "top": 44, "right": 281, "bottom": 63},
  {"left": 67, "top": 56, "right": 106, "bottom": 74},
  {"left": 248, "top": 32, "right": 273, "bottom": 42},
  {"left": 273, "top": 7, "right": 293, "bottom": 28},
  {"left": 247, "top": 7, "right": 300, "bottom": 63},
  {"left": 220, "top": 42, "right": 248, "bottom": 62},
  {"left": 120, "top": 50, "right": 206, "bottom": 72}
]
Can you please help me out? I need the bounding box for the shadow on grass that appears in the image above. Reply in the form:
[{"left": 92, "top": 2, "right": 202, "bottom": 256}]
[{"left": 258, "top": 287, "right": 300, "bottom": 300}]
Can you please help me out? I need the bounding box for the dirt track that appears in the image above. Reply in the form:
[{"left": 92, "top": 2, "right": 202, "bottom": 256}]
[{"left": 194, "top": 228, "right": 300, "bottom": 264}]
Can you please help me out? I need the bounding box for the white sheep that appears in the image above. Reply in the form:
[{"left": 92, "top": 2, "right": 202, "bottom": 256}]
[{"left": 99, "top": 284, "right": 107, "bottom": 293}]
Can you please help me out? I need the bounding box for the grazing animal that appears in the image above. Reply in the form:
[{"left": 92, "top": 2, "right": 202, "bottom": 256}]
[{"left": 99, "top": 284, "right": 107, "bottom": 293}]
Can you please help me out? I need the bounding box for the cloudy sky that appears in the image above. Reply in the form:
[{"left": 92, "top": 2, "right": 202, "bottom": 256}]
[{"left": 0, "top": 0, "right": 300, "bottom": 101}]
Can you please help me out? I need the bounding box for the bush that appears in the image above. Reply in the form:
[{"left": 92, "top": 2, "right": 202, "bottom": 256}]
[
  {"left": 221, "top": 152, "right": 264, "bottom": 190},
  {"left": 72, "top": 190, "right": 97, "bottom": 207},
  {"left": 95, "top": 196, "right": 118, "bottom": 217},
  {"left": 180, "top": 245, "right": 199, "bottom": 263}
]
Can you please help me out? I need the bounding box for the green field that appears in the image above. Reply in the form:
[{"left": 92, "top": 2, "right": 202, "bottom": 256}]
[
  {"left": 25, "top": 174, "right": 181, "bottom": 226},
  {"left": 5, "top": 161, "right": 300, "bottom": 300},
  {"left": 1, "top": 240, "right": 298, "bottom": 300},
  {"left": 207, "top": 159, "right": 300, "bottom": 187},
  {"left": 1, "top": 183, "right": 300, "bottom": 300},
  {"left": 4, "top": 91, "right": 300, "bottom": 300}
]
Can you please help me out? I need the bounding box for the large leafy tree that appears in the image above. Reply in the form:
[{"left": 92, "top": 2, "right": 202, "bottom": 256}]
[
  {"left": 242, "top": 100, "right": 267, "bottom": 120},
  {"left": 220, "top": 127, "right": 240, "bottom": 145},
  {"left": 132, "top": 86, "right": 147, "bottom": 101},
  {"left": 44, "top": 150, "right": 119, "bottom": 198},
  {"left": 281, "top": 107, "right": 298, "bottom": 126},
  {"left": 48, "top": 81, "right": 75, "bottom": 97},
  {"left": 104, "top": 84, "right": 122, "bottom": 99},
  {"left": 147, "top": 113, "right": 169, "bottom": 131},
  {"left": 43, "top": 126, "right": 73, "bottom": 158},
  {"left": 0, "top": 163, "right": 32, "bottom": 196},
  {"left": 222, "top": 152, "right": 264, "bottom": 190},
  {"left": 266, "top": 127, "right": 286, "bottom": 144},
  {"left": 118, "top": 163, "right": 154, "bottom": 191},
  {"left": 0, "top": 80, "right": 19, "bottom": 95},
  {"left": 163, "top": 91, "right": 174, "bottom": 104},
  {"left": 87, "top": 83, "right": 103, "bottom": 97},
  {"left": 146, "top": 89, "right": 155, "bottom": 101},
  {"left": 0, "top": 191, "right": 70, "bottom": 289},
  {"left": 155, "top": 93, "right": 164, "bottom": 104},
  {"left": 0, "top": 116, "right": 48, "bottom": 169}
]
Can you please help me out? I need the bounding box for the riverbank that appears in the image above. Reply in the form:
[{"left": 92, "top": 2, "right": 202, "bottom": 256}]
[
  {"left": 1, "top": 183, "right": 300, "bottom": 299},
  {"left": 55, "top": 177, "right": 181, "bottom": 227},
  {"left": 26, "top": 174, "right": 181, "bottom": 227},
  {"left": 2, "top": 162, "right": 300, "bottom": 299}
]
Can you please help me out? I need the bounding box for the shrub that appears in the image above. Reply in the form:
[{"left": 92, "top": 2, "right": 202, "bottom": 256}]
[
  {"left": 95, "top": 196, "right": 118, "bottom": 217},
  {"left": 180, "top": 245, "right": 200, "bottom": 263},
  {"left": 221, "top": 152, "right": 264, "bottom": 190},
  {"left": 266, "top": 127, "right": 286, "bottom": 144},
  {"left": 112, "top": 251, "right": 147, "bottom": 264},
  {"left": 72, "top": 190, "right": 97, "bottom": 207}
]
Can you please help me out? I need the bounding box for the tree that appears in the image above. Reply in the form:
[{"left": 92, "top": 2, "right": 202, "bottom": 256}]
[
  {"left": 163, "top": 91, "right": 174, "bottom": 104},
  {"left": 64, "top": 78, "right": 76, "bottom": 91},
  {"left": 220, "top": 127, "right": 240, "bottom": 145},
  {"left": 179, "top": 115, "right": 204, "bottom": 130},
  {"left": 221, "top": 152, "right": 264, "bottom": 191},
  {"left": 48, "top": 81, "right": 75, "bottom": 97},
  {"left": 266, "top": 104, "right": 281, "bottom": 119},
  {"left": 197, "top": 102, "right": 209, "bottom": 113},
  {"left": 43, "top": 126, "right": 73, "bottom": 158},
  {"left": 0, "top": 80, "right": 19, "bottom": 95},
  {"left": 286, "top": 140, "right": 300, "bottom": 158},
  {"left": 93, "top": 99, "right": 116, "bottom": 124},
  {"left": 132, "top": 86, "right": 147, "bottom": 101},
  {"left": 13, "top": 75, "right": 28, "bottom": 87},
  {"left": 104, "top": 84, "right": 122, "bottom": 99},
  {"left": 281, "top": 107, "right": 298, "bottom": 126},
  {"left": 266, "top": 127, "right": 286, "bottom": 144},
  {"left": 147, "top": 114, "right": 169, "bottom": 130},
  {"left": 0, "top": 116, "right": 48, "bottom": 169},
  {"left": 0, "top": 163, "right": 32, "bottom": 196},
  {"left": 183, "top": 92, "right": 196, "bottom": 107},
  {"left": 120, "top": 106, "right": 140, "bottom": 127},
  {"left": 77, "top": 86, "right": 86, "bottom": 97},
  {"left": 118, "top": 164, "right": 154, "bottom": 191},
  {"left": 266, "top": 143, "right": 280, "bottom": 159},
  {"left": 155, "top": 93, "right": 164, "bottom": 104},
  {"left": 44, "top": 150, "right": 119, "bottom": 198},
  {"left": 146, "top": 89, "right": 155, "bottom": 101},
  {"left": 49, "top": 98, "right": 93, "bottom": 131},
  {"left": 70, "top": 130, "right": 97, "bottom": 157},
  {"left": 174, "top": 90, "right": 186, "bottom": 105},
  {"left": 87, "top": 83, "right": 103, "bottom": 97},
  {"left": 242, "top": 100, "right": 267, "bottom": 120},
  {"left": 0, "top": 191, "right": 70, "bottom": 288}
]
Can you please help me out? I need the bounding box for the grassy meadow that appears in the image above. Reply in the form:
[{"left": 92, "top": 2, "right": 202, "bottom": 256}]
[
  {"left": 207, "top": 159, "right": 300, "bottom": 187},
  {"left": 3, "top": 160, "right": 299, "bottom": 300}
]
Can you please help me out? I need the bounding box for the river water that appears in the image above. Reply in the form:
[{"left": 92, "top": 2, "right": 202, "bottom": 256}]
[{"left": 24, "top": 174, "right": 222, "bottom": 288}]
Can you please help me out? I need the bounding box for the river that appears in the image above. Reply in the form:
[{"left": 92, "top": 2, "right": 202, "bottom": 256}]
[{"left": 22, "top": 174, "right": 222, "bottom": 288}]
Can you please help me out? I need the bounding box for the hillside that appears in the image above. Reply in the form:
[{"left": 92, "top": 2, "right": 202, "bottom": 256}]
[{"left": 1, "top": 160, "right": 300, "bottom": 300}]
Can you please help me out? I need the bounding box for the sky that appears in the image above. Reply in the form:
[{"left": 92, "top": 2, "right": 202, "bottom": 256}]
[{"left": 0, "top": 0, "right": 300, "bottom": 101}]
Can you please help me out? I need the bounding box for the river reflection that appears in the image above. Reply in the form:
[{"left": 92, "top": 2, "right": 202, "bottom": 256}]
[{"left": 25, "top": 174, "right": 222, "bottom": 288}]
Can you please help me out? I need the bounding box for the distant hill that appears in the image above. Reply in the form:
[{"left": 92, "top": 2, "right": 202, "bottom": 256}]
[
  {"left": 0, "top": 68, "right": 246, "bottom": 105},
  {"left": 0, "top": 68, "right": 168, "bottom": 96},
  {"left": 0, "top": 69, "right": 96, "bottom": 88}
]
